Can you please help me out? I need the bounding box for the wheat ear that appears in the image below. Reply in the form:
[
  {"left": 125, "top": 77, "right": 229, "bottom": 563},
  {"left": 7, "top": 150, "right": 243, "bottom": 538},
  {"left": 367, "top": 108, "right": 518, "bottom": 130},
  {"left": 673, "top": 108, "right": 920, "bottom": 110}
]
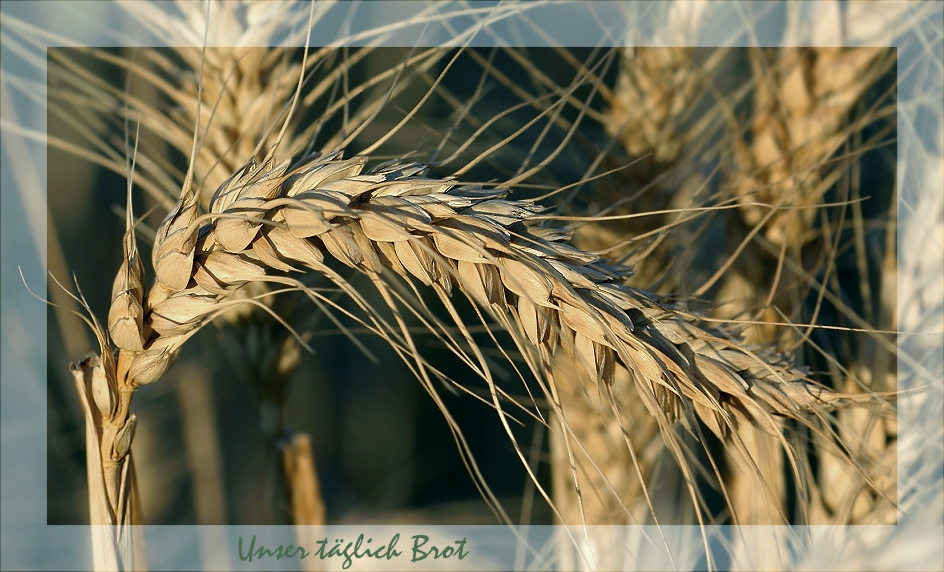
[
  {"left": 52, "top": 2, "right": 521, "bottom": 530},
  {"left": 585, "top": 16, "right": 899, "bottom": 528},
  {"left": 94, "top": 149, "right": 879, "bottom": 542},
  {"left": 732, "top": 46, "right": 892, "bottom": 248},
  {"left": 136, "top": 152, "right": 861, "bottom": 413}
]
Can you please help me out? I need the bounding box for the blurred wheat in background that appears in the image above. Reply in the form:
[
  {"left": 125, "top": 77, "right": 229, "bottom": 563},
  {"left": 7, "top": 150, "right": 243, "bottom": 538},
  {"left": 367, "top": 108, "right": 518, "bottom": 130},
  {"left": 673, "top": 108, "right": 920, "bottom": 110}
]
[{"left": 1, "top": 1, "right": 942, "bottom": 571}]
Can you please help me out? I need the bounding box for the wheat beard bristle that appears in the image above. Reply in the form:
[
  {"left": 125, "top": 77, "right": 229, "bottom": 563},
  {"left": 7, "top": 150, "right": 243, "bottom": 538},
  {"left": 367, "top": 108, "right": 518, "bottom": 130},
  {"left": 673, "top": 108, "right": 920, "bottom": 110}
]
[{"left": 114, "top": 149, "right": 860, "bottom": 444}]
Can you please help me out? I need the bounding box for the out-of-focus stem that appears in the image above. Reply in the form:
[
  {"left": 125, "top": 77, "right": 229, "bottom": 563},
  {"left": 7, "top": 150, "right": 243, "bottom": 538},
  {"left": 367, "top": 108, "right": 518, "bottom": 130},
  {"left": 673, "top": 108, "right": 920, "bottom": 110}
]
[
  {"left": 175, "top": 364, "right": 232, "bottom": 570},
  {"left": 276, "top": 432, "right": 326, "bottom": 526}
]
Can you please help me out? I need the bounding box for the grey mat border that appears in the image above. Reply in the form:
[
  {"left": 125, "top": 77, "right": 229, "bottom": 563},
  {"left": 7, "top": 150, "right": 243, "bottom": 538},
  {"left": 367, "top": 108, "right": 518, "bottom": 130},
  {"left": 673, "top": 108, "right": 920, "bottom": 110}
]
[{"left": 2, "top": 1, "right": 942, "bottom": 570}]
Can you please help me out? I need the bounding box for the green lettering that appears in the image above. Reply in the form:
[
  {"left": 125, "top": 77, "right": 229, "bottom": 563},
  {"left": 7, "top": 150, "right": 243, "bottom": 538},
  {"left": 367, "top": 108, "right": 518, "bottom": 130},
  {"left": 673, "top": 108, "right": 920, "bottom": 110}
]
[
  {"left": 237, "top": 535, "right": 256, "bottom": 562},
  {"left": 313, "top": 538, "right": 328, "bottom": 559},
  {"left": 388, "top": 533, "right": 402, "bottom": 559},
  {"left": 256, "top": 545, "right": 279, "bottom": 559},
  {"left": 456, "top": 538, "right": 469, "bottom": 560},
  {"left": 411, "top": 535, "right": 429, "bottom": 562}
]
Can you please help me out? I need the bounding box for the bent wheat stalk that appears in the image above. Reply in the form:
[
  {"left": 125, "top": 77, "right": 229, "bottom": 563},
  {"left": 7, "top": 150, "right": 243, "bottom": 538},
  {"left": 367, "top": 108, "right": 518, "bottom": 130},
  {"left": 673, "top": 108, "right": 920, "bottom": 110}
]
[{"left": 87, "top": 147, "right": 881, "bottom": 540}]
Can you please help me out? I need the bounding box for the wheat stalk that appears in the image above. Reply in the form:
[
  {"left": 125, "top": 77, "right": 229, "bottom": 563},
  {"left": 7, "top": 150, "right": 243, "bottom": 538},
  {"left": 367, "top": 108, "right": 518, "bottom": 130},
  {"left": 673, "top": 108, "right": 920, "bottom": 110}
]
[{"left": 70, "top": 353, "right": 147, "bottom": 572}]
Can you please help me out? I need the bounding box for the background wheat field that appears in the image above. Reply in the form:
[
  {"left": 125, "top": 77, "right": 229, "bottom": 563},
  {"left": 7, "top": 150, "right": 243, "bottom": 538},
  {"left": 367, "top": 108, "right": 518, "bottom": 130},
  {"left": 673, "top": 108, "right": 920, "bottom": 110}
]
[{"left": 2, "top": 1, "right": 943, "bottom": 571}]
